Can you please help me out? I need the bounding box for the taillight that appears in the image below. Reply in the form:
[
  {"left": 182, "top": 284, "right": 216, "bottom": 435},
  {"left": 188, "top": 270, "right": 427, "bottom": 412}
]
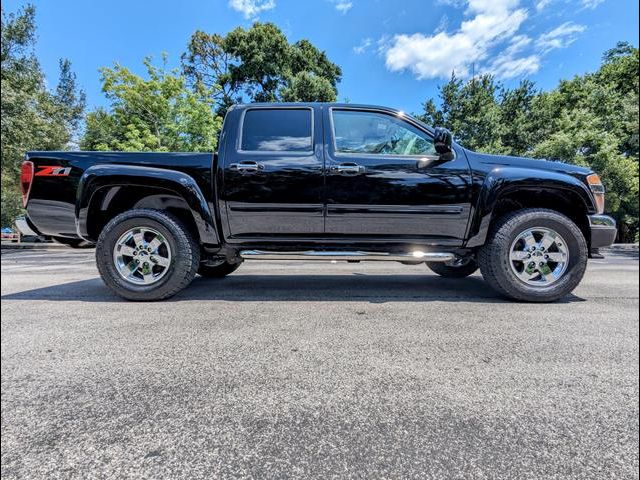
[
  {"left": 587, "top": 173, "right": 605, "bottom": 214},
  {"left": 20, "top": 161, "right": 34, "bottom": 207}
]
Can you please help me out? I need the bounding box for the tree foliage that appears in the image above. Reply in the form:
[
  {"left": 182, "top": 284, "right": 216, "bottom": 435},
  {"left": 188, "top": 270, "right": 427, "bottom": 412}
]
[
  {"left": 81, "top": 57, "right": 222, "bottom": 152},
  {"left": 1, "top": 4, "right": 85, "bottom": 227},
  {"left": 181, "top": 22, "right": 341, "bottom": 113},
  {"left": 418, "top": 43, "right": 639, "bottom": 242}
]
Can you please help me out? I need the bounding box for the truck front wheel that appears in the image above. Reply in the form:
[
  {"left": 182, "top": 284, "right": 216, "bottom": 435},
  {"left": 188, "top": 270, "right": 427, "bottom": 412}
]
[
  {"left": 95, "top": 209, "right": 200, "bottom": 301},
  {"left": 478, "top": 208, "right": 588, "bottom": 302}
]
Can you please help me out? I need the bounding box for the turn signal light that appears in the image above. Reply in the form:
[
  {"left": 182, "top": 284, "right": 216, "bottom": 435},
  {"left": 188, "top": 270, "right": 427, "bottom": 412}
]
[
  {"left": 587, "top": 173, "right": 605, "bottom": 214},
  {"left": 20, "top": 161, "right": 34, "bottom": 207}
]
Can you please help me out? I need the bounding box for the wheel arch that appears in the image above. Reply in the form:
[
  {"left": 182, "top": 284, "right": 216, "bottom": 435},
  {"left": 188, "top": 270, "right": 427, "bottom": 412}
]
[
  {"left": 466, "top": 167, "right": 595, "bottom": 248},
  {"left": 76, "top": 164, "right": 220, "bottom": 246}
]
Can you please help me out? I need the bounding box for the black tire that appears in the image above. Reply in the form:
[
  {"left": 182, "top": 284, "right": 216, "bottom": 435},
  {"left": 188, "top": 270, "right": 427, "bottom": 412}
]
[
  {"left": 52, "top": 237, "right": 94, "bottom": 248},
  {"left": 198, "top": 260, "right": 241, "bottom": 278},
  {"left": 95, "top": 209, "right": 200, "bottom": 301},
  {"left": 478, "top": 208, "right": 588, "bottom": 302},
  {"left": 426, "top": 258, "right": 478, "bottom": 278}
]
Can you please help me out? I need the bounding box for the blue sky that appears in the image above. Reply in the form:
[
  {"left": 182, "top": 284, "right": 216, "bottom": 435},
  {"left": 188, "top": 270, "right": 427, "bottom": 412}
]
[{"left": 4, "top": 0, "right": 639, "bottom": 115}]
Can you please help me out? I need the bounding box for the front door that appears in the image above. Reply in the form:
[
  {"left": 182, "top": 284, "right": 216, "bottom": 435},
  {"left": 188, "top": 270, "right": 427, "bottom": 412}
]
[
  {"left": 323, "top": 107, "right": 472, "bottom": 244},
  {"left": 222, "top": 106, "right": 324, "bottom": 238}
]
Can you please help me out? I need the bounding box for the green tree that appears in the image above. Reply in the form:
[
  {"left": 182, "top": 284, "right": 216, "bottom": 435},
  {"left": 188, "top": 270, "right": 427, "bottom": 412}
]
[
  {"left": 418, "top": 73, "right": 504, "bottom": 152},
  {"left": 1, "top": 4, "right": 85, "bottom": 227},
  {"left": 498, "top": 79, "right": 537, "bottom": 156},
  {"left": 81, "top": 57, "right": 222, "bottom": 152},
  {"left": 181, "top": 22, "right": 341, "bottom": 114},
  {"left": 418, "top": 43, "right": 639, "bottom": 242}
]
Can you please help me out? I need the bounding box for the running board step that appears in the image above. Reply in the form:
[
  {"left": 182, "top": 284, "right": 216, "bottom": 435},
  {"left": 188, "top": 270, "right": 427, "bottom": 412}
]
[{"left": 239, "top": 250, "right": 456, "bottom": 262}]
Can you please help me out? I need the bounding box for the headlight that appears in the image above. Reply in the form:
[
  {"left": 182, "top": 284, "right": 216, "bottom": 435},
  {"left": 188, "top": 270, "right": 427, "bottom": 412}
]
[{"left": 587, "top": 173, "right": 605, "bottom": 214}]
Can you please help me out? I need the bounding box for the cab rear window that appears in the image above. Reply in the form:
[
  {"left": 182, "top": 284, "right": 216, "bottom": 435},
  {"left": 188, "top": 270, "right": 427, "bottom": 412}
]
[{"left": 241, "top": 108, "right": 312, "bottom": 152}]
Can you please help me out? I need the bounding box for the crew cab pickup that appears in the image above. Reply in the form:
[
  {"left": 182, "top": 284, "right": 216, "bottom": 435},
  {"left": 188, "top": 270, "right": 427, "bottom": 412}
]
[{"left": 22, "top": 103, "right": 617, "bottom": 301}]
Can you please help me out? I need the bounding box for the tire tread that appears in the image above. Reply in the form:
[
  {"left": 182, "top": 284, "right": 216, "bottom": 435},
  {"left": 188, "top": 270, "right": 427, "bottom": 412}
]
[
  {"left": 478, "top": 208, "right": 588, "bottom": 302},
  {"left": 96, "top": 209, "right": 200, "bottom": 301}
]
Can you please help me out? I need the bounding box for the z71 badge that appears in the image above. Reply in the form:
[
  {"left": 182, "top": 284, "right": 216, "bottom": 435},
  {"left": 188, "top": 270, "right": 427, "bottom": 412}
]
[{"left": 35, "top": 166, "right": 71, "bottom": 176}]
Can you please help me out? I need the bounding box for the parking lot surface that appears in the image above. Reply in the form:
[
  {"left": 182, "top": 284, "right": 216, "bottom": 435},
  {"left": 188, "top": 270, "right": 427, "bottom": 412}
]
[{"left": 1, "top": 247, "right": 638, "bottom": 479}]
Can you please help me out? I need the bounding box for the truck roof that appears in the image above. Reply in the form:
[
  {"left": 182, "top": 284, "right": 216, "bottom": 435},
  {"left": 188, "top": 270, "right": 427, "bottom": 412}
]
[{"left": 231, "top": 102, "right": 404, "bottom": 114}]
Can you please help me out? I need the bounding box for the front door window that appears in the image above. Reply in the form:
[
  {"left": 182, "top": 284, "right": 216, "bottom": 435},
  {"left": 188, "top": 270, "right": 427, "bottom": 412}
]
[{"left": 331, "top": 110, "right": 436, "bottom": 156}]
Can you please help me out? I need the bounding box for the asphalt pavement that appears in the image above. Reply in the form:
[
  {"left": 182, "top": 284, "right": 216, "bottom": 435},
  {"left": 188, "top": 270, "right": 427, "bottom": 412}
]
[{"left": 1, "top": 247, "right": 638, "bottom": 479}]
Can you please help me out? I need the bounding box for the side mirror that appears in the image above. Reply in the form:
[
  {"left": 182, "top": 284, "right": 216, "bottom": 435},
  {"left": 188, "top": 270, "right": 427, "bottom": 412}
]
[{"left": 433, "top": 127, "right": 453, "bottom": 157}]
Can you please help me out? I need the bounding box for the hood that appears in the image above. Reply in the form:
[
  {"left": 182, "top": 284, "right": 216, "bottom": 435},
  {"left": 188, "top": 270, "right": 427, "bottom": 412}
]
[{"left": 466, "top": 150, "right": 592, "bottom": 177}]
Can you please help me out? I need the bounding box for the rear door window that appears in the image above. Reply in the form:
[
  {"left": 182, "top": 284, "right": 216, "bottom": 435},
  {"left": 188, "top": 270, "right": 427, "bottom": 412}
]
[{"left": 241, "top": 108, "right": 313, "bottom": 152}]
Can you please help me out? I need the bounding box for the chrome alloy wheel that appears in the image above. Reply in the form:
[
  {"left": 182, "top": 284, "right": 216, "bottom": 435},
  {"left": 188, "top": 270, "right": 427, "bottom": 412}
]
[
  {"left": 113, "top": 227, "right": 172, "bottom": 285},
  {"left": 509, "top": 227, "right": 569, "bottom": 286}
]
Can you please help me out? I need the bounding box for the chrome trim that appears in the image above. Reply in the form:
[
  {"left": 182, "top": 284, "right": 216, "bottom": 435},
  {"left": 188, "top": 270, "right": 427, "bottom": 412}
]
[
  {"left": 113, "top": 227, "right": 172, "bottom": 285},
  {"left": 239, "top": 250, "right": 456, "bottom": 262},
  {"left": 508, "top": 227, "right": 570, "bottom": 287},
  {"left": 588, "top": 214, "right": 616, "bottom": 229}
]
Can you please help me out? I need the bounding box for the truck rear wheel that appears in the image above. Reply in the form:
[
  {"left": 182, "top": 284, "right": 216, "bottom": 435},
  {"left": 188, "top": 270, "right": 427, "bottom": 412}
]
[
  {"left": 426, "top": 258, "right": 478, "bottom": 278},
  {"left": 198, "top": 260, "right": 241, "bottom": 278},
  {"left": 478, "top": 208, "right": 588, "bottom": 302},
  {"left": 95, "top": 209, "right": 200, "bottom": 301}
]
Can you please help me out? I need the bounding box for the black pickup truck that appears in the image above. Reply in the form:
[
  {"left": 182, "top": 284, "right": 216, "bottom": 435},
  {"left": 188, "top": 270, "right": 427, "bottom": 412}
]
[{"left": 21, "top": 103, "right": 617, "bottom": 301}]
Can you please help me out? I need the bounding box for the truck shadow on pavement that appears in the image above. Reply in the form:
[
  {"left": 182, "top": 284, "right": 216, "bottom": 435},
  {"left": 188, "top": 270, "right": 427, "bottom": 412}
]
[{"left": 1, "top": 274, "right": 586, "bottom": 304}]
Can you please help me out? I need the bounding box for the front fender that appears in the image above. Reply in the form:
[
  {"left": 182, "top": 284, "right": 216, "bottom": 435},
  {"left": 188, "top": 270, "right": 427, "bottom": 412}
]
[
  {"left": 76, "top": 164, "right": 219, "bottom": 245},
  {"left": 465, "top": 166, "right": 596, "bottom": 247}
]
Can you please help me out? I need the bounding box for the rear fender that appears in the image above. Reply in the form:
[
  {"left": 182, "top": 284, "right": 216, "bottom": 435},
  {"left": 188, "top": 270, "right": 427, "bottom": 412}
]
[{"left": 76, "top": 164, "right": 219, "bottom": 245}]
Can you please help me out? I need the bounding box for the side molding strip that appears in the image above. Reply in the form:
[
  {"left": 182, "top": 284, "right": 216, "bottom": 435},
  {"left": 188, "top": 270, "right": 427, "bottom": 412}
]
[{"left": 240, "top": 250, "right": 456, "bottom": 262}]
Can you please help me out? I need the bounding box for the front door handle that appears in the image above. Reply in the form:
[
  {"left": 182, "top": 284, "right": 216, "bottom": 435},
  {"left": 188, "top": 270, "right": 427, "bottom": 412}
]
[
  {"left": 229, "top": 161, "right": 264, "bottom": 174},
  {"left": 332, "top": 163, "right": 365, "bottom": 176}
]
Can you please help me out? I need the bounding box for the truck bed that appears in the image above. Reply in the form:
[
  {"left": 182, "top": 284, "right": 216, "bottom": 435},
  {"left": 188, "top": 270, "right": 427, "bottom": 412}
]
[{"left": 24, "top": 151, "right": 215, "bottom": 239}]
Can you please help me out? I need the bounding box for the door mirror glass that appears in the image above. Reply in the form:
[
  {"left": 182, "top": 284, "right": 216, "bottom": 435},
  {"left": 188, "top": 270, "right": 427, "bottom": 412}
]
[{"left": 433, "top": 127, "right": 453, "bottom": 159}]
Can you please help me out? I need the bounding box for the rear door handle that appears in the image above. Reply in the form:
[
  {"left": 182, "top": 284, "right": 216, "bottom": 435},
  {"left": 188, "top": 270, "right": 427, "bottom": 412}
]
[
  {"left": 332, "top": 163, "right": 365, "bottom": 176},
  {"left": 229, "top": 161, "right": 264, "bottom": 174}
]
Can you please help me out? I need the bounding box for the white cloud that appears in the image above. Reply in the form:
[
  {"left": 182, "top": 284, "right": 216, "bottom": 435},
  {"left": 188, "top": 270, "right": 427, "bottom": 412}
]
[
  {"left": 381, "top": 0, "right": 587, "bottom": 81},
  {"left": 436, "top": 0, "right": 466, "bottom": 7},
  {"left": 353, "top": 38, "right": 373, "bottom": 55},
  {"left": 334, "top": 1, "right": 353, "bottom": 14},
  {"left": 435, "top": 15, "right": 449, "bottom": 33},
  {"left": 536, "top": 21, "right": 586, "bottom": 53},
  {"left": 581, "top": 0, "right": 605, "bottom": 8},
  {"left": 228, "top": 0, "right": 275, "bottom": 19},
  {"left": 491, "top": 55, "right": 541, "bottom": 78},
  {"left": 383, "top": 0, "right": 528, "bottom": 79},
  {"left": 486, "top": 35, "right": 540, "bottom": 78},
  {"left": 535, "top": 0, "right": 552, "bottom": 11}
]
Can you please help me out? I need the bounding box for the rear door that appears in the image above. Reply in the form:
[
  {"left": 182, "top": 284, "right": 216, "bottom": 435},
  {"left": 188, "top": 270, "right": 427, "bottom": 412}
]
[
  {"left": 221, "top": 106, "right": 324, "bottom": 238},
  {"left": 323, "top": 107, "right": 472, "bottom": 244}
]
